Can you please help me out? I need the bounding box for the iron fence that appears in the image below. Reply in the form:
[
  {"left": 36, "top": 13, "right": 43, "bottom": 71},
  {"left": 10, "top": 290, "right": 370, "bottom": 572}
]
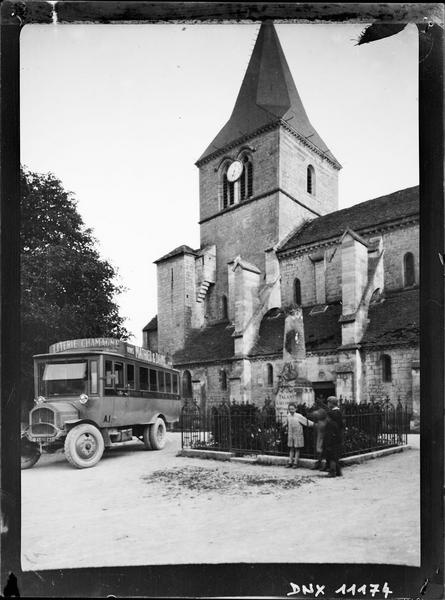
[{"left": 180, "top": 399, "right": 410, "bottom": 459}]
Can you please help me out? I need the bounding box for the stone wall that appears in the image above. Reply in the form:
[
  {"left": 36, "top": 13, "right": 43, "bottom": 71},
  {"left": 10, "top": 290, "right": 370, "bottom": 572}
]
[
  {"left": 180, "top": 345, "right": 418, "bottom": 414},
  {"left": 279, "top": 128, "right": 339, "bottom": 216},
  {"left": 200, "top": 195, "right": 277, "bottom": 322},
  {"left": 156, "top": 253, "right": 196, "bottom": 357},
  {"left": 250, "top": 357, "right": 284, "bottom": 406},
  {"left": 279, "top": 221, "right": 418, "bottom": 309},
  {"left": 198, "top": 129, "right": 280, "bottom": 223},
  {"left": 381, "top": 223, "right": 419, "bottom": 291},
  {"left": 361, "top": 346, "right": 419, "bottom": 409},
  {"left": 280, "top": 252, "right": 317, "bottom": 307}
]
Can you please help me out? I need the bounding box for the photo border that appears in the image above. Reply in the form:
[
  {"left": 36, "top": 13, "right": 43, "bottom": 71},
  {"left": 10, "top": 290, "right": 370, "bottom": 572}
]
[{"left": 1, "top": 2, "right": 443, "bottom": 597}]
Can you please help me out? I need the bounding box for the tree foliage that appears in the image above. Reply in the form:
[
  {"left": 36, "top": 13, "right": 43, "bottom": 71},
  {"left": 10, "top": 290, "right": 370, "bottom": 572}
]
[{"left": 20, "top": 167, "right": 129, "bottom": 411}]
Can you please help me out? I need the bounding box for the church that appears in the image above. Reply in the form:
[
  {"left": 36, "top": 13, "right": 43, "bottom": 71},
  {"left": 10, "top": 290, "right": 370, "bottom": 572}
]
[{"left": 142, "top": 22, "right": 419, "bottom": 428}]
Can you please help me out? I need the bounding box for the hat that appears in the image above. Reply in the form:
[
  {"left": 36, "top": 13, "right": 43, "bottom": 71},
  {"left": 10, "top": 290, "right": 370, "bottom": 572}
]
[
  {"left": 312, "top": 408, "right": 327, "bottom": 421},
  {"left": 327, "top": 396, "right": 338, "bottom": 406}
]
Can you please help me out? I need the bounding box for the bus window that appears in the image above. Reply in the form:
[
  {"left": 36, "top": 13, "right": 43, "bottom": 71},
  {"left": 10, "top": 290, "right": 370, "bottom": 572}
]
[
  {"left": 159, "top": 371, "right": 166, "bottom": 393},
  {"left": 115, "top": 362, "right": 124, "bottom": 388},
  {"left": 165, "top": 372, "right": 171, "bottom": 392},
  {"left": 149, "top": 369, "right": 158, "bottom": 391},
  {"left": 172, "top": 373, "right": 178, "bottom": 394},
  {"left": 105, "top": 360, "right": 113, "bottom": 388},
  {"left": 127, "top": 364, "right": 135, "bottom": 389},
  {"left": 90, "top": 360, "right": 98, "bottom": 394},
  {"left": 38, "top": 362, "right": 46, "bottom": 396},
  {"left": 140, "top": 367, "right": 149, "bottom": 390},
  {"left": 42, "top": 361, "right": 88, "bottom": 396}
]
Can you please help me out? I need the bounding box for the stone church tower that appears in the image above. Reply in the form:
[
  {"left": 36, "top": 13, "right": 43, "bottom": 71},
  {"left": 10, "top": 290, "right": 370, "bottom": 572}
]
[{"left": 155, "top": 21, "right": 341, "bottom": 359}]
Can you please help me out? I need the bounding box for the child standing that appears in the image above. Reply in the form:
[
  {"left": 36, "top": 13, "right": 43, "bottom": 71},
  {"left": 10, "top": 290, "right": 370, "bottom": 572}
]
[{"left": 286, "top": 402, "right": 314, "bottom": 468}]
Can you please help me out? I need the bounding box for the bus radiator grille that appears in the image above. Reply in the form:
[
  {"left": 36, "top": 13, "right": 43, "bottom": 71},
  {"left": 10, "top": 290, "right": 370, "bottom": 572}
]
[{"left": 31, "top": 408, "right": 55, "bottom": 435}]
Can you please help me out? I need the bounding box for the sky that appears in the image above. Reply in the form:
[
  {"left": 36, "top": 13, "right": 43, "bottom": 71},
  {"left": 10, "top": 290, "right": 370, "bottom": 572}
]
[{"left": 20, "top": 22, "right": 419, "bottom": 345}]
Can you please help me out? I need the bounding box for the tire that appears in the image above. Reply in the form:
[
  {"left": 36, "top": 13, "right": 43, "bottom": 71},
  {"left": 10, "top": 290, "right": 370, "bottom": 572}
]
[
  {"left": 64, "top": 423, "right": 104, "bottom": 469},
  {"left": 21, "top": 438, "right": 41, "bottom": 470},
  {"left": 149, "top": 418, "right": 167, "bottom": 450},
  {"left": 142, "top": 425, "right": 152, "bottom": 450}
]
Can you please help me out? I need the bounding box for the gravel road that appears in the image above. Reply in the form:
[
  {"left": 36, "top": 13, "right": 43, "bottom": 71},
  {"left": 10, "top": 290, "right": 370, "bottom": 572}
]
[{"left": 21, "top": 432, "right": 420, "bottom": 570}]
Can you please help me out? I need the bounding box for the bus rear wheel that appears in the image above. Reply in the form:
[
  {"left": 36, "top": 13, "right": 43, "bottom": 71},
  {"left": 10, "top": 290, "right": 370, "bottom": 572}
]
[
  {"left": 21, "top": 438, "right": 41, "bottom": 470},
  {"left": 149, "top": 418, "right": 166, "bottom": 450},
  {"left": 142, "top": 425, "right": 152, "bottom": 450},
  {"left": 64, "top": 423, "right": 104, "bottom": 468}
]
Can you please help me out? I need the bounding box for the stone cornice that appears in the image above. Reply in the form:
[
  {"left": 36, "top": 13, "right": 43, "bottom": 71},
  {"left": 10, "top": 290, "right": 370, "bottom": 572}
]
[
  {"left": 247, "top": 353, "right": 281, "bottom": 361},
  {"left": 277, "top": 214, "right": 419, "bottom": 260},
  {"left": 199, "top": 187, "right": 322, "bottom": 225},
  {"left": 196, "top": 119, "right": 341, "bottom": 170},
  {"left": 173, "top": 356, "right": 238, "bottom": 368},
  {"left": 196, "top": 121, "right": 281, "bottom": 167},
  {"left": 360, "top": 339, "right": 419, "bottom": 350}
]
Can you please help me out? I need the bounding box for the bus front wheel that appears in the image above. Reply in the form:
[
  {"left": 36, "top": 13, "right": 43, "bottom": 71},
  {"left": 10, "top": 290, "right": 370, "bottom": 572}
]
[
  {"left": 21, "top": 438, "right": 41, "bottom": 470},
  {"left": 149, "top": 418, "right": 166, "bottom": 450},
  {"left": 64, "top": 423, "right": 105, "bottom": 468}
]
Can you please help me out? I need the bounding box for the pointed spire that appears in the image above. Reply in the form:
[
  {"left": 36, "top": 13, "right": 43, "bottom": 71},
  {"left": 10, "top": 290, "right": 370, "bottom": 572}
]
[{"left": 198, "top": 21, "right": 340, "bottom": 167}]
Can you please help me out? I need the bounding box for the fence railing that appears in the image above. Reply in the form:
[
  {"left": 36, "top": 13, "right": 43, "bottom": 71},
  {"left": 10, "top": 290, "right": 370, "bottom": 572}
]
[{"left": 180, "top": 400, "right": 410, "bottom": 459}]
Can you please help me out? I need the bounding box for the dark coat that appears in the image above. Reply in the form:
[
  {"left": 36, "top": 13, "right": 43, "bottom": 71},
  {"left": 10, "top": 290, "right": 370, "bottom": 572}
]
[
  {"left": 324, "top": 418, "right": 342, "bottom": 460},
  {"left": 328, "top": 407, "right": 344, "bottom": 431}
]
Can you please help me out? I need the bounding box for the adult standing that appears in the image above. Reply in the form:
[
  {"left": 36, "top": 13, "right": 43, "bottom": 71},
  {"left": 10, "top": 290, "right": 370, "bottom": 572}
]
[
  {"left": 324, "top": 396, "right": 344, "bottom": 477},
  {"left": 310, "top": 402, "right": 328, "bottom": 470}
]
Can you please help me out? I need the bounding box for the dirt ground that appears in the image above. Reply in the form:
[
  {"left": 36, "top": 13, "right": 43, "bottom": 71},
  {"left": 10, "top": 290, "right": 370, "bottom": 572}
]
[{"left": 21, "top": 432, "right": 420, "bottom": 571}]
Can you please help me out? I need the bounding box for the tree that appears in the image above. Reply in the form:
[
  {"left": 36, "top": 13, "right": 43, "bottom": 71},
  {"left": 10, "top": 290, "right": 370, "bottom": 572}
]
[{"left": 20, "top": 167, "right": 129, "bottom": 415}]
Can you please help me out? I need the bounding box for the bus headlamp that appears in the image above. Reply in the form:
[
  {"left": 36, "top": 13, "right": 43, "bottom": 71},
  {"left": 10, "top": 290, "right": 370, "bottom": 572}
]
[
  {"left": 35, "top": 396, "right": 46, "bottom": 404},
  {"left": 79, "top": 394, "right": 89, "bottom": 404}
]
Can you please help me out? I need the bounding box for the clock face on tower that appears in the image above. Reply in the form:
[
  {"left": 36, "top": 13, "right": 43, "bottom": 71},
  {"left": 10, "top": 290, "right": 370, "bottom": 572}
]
[{"left": 227, "top": 160, "right": 243, "bottom": 182}]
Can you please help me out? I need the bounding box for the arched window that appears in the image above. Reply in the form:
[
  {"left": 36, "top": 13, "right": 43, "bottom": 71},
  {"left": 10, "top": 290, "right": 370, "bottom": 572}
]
[
  {"left": 240, "top": 155, "right": 253, "bottom": 200},
  {"left": 221, "top": 164, "right": 235, "bottom": 209},
  {"left": 381, "top": 354, "right": 392, "bottom": 382},
  {"left": 221, "top": 155, "right": 253, "bottom": 209},
  {"left": 403, "top": 252, "right": 415, "bottom": 287},
  {"left": 220, "top": 369, "right": 227, "bottom": 391},
  {"left": 266, "top": 363, "right": 273, "bottom": 387},
  {"left": 182, "top": 370, "right": 192, "bottom": 397},
  {"left": 221, "top": 294, "right": 228, "bottom": 320},
  {"left": 293, "top": 278, "right": 301, "bottom": 305},
  {"left": 307, "top": 165, "right": 315, "bottom": 195}
]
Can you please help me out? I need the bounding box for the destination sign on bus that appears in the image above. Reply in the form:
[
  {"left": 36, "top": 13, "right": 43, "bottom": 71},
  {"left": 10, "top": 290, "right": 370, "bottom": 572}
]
[{"left": 49, "top": 338, "right": 170, "bottom": 366}]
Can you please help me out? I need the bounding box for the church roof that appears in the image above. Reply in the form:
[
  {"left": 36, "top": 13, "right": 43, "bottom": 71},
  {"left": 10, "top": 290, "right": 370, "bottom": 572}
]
[
  {"left": 278, "top": 186, "right": 419, "bottom": 253},
  {"left": 248, "top": 288, "right": 419, "bottom": 357},
  {"left": 172, "top": 321, "right": 235, "bottom": 365},
  {"left": 249, "top": 303, "right": 343, "bottom": 357},
  {"left": 170, "top": 287, "right": 418, "bottom": 364},
  {"left": 143, "top": 315, "right": 157, "bottom": 332},
  {"left": 362, "top": 287, "right": 419, "bottom": 347},
  {"left": 197, "top": 21, "right": 340, "bottom": 167},
  {"left": 154, "top": 245, "right": 197, "bottom": 264}
]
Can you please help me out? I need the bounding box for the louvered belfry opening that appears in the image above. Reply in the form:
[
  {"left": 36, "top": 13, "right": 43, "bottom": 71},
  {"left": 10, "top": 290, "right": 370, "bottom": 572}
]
[
  {"left": 222, "top": 169, "right": 235, "bottom": 209},
  {"left": 240, "top": 155, "right": 253, "bottom": 200}
]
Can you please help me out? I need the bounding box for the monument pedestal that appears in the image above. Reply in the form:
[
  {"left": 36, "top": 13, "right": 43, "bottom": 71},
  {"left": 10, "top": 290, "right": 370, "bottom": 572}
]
[{"left": 275, "top": 363, "right": 314, "bottom": 419}]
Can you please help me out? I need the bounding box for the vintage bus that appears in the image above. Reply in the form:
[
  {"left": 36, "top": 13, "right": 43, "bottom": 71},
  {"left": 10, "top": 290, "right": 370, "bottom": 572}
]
[{"left": 21, "top": 338, "right": 181, "bottom": 469}]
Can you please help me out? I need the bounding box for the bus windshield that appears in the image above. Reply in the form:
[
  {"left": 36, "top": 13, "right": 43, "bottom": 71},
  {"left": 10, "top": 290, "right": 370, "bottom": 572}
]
[{"left": 40, "top": 361, "right": 88, "bottom": 396}]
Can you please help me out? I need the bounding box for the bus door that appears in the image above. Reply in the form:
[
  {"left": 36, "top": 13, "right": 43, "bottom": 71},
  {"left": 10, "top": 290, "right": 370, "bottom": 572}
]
[{"left": 103, "top": 358, "right": 125, "bottom": 425}]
